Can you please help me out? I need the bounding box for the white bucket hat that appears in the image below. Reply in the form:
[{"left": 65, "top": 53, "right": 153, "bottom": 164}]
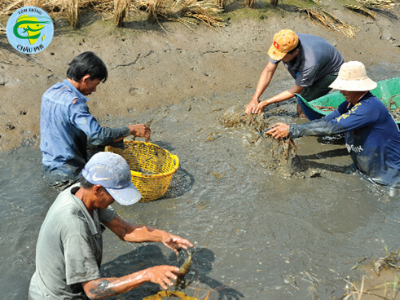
[{"left": 329, "top": 61, "right": 377, "bottom": 91}]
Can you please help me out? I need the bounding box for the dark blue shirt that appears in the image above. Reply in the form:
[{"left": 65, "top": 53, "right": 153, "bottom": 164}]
[
  {"left": 40, "top": 79, "right": 130, "bottom": 180},
  {"left": 289, "top": 92, "right": 400, "bottom": 186}
]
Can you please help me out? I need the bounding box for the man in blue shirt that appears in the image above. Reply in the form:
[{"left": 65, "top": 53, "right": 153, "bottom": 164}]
[
  {"left": 245, "top": 29, "right": 344, "bottom": 117},
  {"left": 267, "top": 61, "right": 400, "bottom": 186},
  {"left": 40, "top": 51, "right": 151, "bottom": 190}
]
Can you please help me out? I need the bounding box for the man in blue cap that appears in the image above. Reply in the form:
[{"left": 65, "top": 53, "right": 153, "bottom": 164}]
[{"left": 29, "top": 152, "right": 193, "bottom": 299}]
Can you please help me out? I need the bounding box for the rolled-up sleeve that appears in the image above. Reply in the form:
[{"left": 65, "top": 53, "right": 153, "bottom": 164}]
[{"left": 69, "top": 102, "right": 130, "bottom": 146}]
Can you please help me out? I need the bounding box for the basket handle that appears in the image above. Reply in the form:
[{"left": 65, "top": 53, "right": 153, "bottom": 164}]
[{"left": 172, "top": 154, "right": 180, "bottom": 168}]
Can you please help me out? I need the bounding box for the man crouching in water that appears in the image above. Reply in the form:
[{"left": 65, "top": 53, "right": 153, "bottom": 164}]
[
  {"left": 29, "top": 152, "right": 193, "bottom": 299},
  {"left": 267, "top": 61, "right": 400, "bottom": 189}
]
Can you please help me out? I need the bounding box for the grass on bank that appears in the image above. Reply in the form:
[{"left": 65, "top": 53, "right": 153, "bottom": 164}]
[{"left": 0, "top": 0, "right": 397, "bottom": 36}]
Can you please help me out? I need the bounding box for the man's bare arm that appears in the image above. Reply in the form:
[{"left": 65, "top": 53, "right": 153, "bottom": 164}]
[{"left": 82, "top": 265, "right": 179, "bottom": 299}]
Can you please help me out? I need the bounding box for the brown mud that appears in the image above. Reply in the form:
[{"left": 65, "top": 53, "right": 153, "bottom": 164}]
[{"left": 1, "top": 4, "right": 400, "bottom": 152}]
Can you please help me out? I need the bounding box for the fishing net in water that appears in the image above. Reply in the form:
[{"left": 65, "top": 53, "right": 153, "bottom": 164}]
[
  {"left": 259, "top": 136, "right": 307, "bottom": 177},
  {"left": 220, "top": 106, "right": 307, "bottom": 177},
  {"left": 220, "top": 105, "right": 267, "bottom": 131}
]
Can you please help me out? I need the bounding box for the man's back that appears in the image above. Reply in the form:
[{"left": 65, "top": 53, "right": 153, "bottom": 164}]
[
  {"left": 284, "top": 33, "right": 344, "bottom": 87},
  {"left": 40, "top": 80, "right": 90, "bottom": 181}
]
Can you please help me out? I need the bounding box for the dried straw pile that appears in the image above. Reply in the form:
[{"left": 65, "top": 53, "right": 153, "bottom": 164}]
[
  {"left": 358, "top": 0, "right": 396, "bottom": 10},
  {"left": 344, "top": 4, "right": 377, "bottom": 19},
  {"left": 0, "top": 0, "right": 223, "bottom": 28},
  {"left": 344, "top": 0, "right": 396, "bottom": 19},
  {"left": 299, "top": 0, "right": 396, "bottom": 37},
  {"left": 300, "top": 7, "right": 358, "bottom": 38},
  {"left": 139, "top": 0, "right": 222, "bottom": 27}
]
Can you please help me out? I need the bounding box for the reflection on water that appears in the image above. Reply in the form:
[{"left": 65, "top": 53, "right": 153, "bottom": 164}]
[{"left": 1, "top": 90, "right": 400, "bottom": 299}]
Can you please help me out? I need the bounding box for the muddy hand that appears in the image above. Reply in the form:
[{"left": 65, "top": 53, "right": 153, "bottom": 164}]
[
  {"left": 266, "top": 122, "right": 290, "bottom": 139},
  {"left": 254, "top": 100, "right": 269, "bottom": 115},
  {"left": 128, "top": 124, "right": 151, "bottom": 142},
  {"left": 143, "top": 265, "right": 180, "bottom": 290},
  {"left": 245, "top": 100, "right": 258, "bottom": 115}
]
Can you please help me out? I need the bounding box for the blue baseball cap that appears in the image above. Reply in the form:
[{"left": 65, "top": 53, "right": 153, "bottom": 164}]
[{"left": 82, "top": 152, "right": 141, "bottom": 205}]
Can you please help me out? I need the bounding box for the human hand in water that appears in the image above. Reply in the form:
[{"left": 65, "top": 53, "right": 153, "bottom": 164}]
[
  {"left": 161, "top": 232, "right": 194, "bottom": 254},
  {"left": 245, "top": 99, "right": 259, "bottom": 115},
  {"left": 254, "top": 100, "right": 270, "bottom": 115},
  {"left": 266, "top": 122, "right": 290, "bottom": 139}
]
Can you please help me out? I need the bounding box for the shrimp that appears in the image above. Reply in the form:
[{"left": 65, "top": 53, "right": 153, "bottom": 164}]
[{"left": 174, "top": 249, "right": 193, "bottom": 289}]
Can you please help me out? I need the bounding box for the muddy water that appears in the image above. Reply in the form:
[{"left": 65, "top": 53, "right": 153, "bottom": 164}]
[{"left": 2, "top": 76, "right": 400, "bottom": 299}]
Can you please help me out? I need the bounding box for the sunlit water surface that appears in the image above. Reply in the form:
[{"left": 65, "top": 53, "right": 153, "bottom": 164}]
[{"left": 2, "top": 72, "right": 400, "bottom": 299}]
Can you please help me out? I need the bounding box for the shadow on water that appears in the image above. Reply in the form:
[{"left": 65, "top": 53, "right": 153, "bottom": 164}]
[
  {"left": 188, "top": 248, "right": 244, "bottom": 300},
  {"left": 305, "top": 160, "right": 353, "bottom": 174},
  {"left": 159, "top": 166, "right": 195, "bottom": 200},
  {"left": 150, "top": 140, "right": 196, "bottom": 200},
  {"left": 291, "top": 148, "right": 351, "bottom": 174},
  {"left": 102, "top": 245, "right": 243, "bottom": 300},
  {"left": 102, "top": 245, "right": 171, "bottom": 299},
  {"left": 301, "top": 148, "right": 349, "bottom": 160}
]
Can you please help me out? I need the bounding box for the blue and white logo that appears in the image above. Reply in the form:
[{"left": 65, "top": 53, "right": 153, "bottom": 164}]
[{"left": 6, "top": 6, "right": 54, "bottom": 54}]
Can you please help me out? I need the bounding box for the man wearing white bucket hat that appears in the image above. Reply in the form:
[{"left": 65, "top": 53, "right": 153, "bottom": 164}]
[
  {"left": 29, "top": 152, "right": 193, "bottom": 300},
  {"left": 267, "top": 61, "right": 400, "bottom": 186}
]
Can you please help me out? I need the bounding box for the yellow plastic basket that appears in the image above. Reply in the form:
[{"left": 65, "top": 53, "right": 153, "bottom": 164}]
[
  {"left": 105, "top": 140, "right": 179, "bottom": 202},
  {"left": 143, "top": 291, "right": 198, "bottom": 300}
]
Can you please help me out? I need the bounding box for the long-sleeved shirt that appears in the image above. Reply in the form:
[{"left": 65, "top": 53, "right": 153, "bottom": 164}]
[
  {"left": 289, "top": 92, "right": 400, "bottom": 186},
  {"left": 40, "top": 79, "right": 130, "bottom": 181}
]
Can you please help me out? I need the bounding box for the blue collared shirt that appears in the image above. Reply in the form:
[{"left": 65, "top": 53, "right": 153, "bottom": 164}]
[
  {"left": 40, "top": 79, "right": 130, "bottom": 181},
  {"left": 289, "top": 92, "right": 400, "bottom": 186}
]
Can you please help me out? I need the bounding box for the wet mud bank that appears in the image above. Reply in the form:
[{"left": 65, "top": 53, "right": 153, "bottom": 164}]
[{"left": 1, "top": 7, "right": 400, "bottom": 151}]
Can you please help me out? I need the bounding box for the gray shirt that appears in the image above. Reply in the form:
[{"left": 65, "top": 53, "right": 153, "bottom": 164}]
[
  {"left": 29, "top": 186, "right": 116, "bottom": 299},
  {"left": 270, "top": 33, "right": 344, "bottom": 87}
]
